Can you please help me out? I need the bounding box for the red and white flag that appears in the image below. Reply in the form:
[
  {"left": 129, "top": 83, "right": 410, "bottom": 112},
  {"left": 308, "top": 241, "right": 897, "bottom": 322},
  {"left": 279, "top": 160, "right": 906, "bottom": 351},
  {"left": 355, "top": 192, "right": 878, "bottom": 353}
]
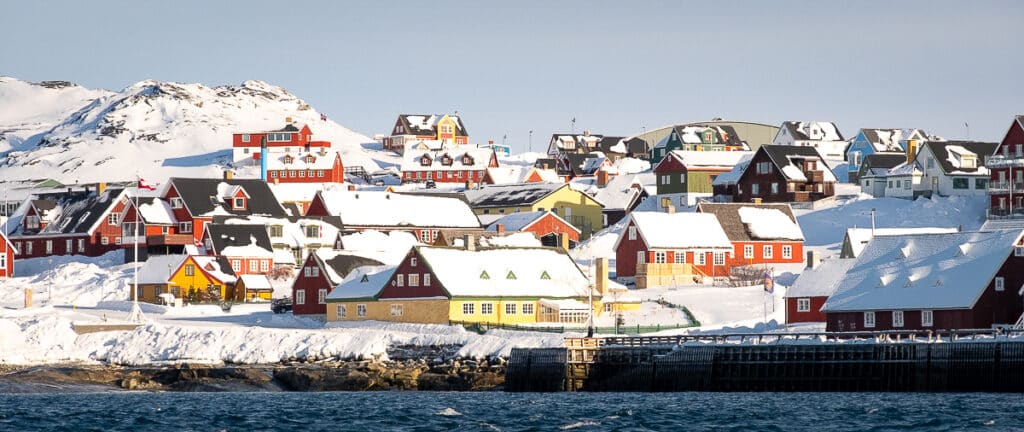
[
  {"left": 138, "top": 178, "right": 157, "bottom": 191},
  {"left": 320, "top": 113, "right": 328, "bottom": 121}
]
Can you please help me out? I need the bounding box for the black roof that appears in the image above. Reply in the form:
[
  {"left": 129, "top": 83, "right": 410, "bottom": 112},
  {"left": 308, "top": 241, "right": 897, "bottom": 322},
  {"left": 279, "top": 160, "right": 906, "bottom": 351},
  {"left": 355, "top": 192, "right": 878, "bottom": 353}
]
[
  {"left": 462, "top": 183, "right": 564, "bottom": 208},
  {"left": 862, "top": 153, "right": 907, "bottom": 170},
  {"left": 170, "top": 178, "right": 287, "bottom": 218},
  {"left": 780, "top": 121, "right": 845, "bottom": 142},
  {"left": 534, "top": 158, "right": 558, "bottom": 170},
  {"left": 398, "top": 114, "right": 468, "bottom": 137},
  {"left": 562, "top": 153, "right": 591, "bottom": 176},
  {"left": 204, "top": 224, "right": 274, "bottom": 256},
  {"left": 317, "top": 253, "right": 384, "bottom": 284},
  {"left": 923, "top": 141, "right": 999, "bottom": 175},
  {"left": 759, "top": 145, "right": 829, "bottom": 180},
  {"left": 16, "top": 187, "right": 126, "bottom": 236},
  {"left": 697, "top": 203, "right": 798, "bottom": 242}
]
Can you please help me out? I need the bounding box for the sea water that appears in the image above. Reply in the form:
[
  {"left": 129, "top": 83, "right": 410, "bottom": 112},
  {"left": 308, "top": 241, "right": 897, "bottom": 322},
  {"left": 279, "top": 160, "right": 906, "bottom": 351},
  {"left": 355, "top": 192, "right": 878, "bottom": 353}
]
[{"left": 0, "top": 392, "right": 1016, "bottom": 431}]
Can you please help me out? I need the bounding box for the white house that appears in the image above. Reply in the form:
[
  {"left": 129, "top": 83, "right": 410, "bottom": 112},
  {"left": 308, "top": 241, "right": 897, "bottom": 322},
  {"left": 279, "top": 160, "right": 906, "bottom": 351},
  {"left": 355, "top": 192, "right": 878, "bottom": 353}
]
[
  {"left": 914, "top": 141, "right": 998, "bottom": 198},
  {"left": 772, "top": 121, "right": 847, "bottom": 163}
]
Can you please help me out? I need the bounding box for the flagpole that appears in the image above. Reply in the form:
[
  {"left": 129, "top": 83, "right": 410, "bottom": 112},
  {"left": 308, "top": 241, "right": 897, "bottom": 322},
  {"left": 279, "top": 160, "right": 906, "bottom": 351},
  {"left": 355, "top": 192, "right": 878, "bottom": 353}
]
[{"left": 129, "top": 174, "right": 144, "bottom": 323}]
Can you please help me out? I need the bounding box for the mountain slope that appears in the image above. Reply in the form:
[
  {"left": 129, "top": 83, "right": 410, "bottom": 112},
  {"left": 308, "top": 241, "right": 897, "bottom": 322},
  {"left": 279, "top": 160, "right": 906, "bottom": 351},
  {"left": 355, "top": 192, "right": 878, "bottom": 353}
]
[{"left": 0, "top": 78, "right": 383, "bottom": 184}]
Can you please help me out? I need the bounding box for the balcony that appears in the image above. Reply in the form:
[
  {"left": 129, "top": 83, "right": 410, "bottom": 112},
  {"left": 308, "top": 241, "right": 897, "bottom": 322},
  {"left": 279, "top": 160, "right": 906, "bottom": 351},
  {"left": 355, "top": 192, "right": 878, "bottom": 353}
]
[
  {"left": 803, "top": 170, "right": 824, "bottom": 183},
  {"left": 987, "top": 182, "right": 1024, "bottom": 194},
  {"left": 987, "top": 209, "right": 1024, "bottom": 220},
  {"left": 986, "top": 154, "right": 1024, "bottom": 168},
  {"left": 146, "top": 234, "right": 195, "bottom": 246}
]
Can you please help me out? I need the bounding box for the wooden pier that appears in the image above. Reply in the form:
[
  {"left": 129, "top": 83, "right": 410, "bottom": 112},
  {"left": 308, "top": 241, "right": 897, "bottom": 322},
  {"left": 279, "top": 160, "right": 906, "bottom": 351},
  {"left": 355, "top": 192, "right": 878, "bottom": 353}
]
[{"left": 506, "top": 330, "right": 1024, "bottom": 392}]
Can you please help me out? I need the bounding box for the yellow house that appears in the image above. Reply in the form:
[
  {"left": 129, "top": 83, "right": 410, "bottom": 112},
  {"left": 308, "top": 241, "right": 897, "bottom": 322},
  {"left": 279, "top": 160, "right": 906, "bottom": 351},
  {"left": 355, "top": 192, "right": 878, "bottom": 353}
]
[
  {"left": 327, "top": 246, "right": 621, "bottom": 325},
  {"left": 235, "top": 274, "right": 274, "bottom": 301},
  {"left": 134, "top": 254, "right": 187, "bottom": 303},
  {"left": 463, "top": 183, "right": 604, "bottom": 239},
  {"left": 168, "top": 255, "right": 238, "bottom": 303}
]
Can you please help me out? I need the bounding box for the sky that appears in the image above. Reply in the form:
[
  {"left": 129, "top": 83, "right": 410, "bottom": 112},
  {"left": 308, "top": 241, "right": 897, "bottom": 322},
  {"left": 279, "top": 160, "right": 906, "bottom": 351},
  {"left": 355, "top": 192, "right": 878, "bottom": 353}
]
[{"left": 2, "top": 1, "right": 1023, "bottom": 153}]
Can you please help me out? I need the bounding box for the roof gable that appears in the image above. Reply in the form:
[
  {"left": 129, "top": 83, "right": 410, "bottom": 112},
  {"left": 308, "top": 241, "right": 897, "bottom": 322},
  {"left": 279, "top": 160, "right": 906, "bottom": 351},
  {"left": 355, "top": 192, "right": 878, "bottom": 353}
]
[{"left": 169, "top": 178, "right": 287, "bottom": 218}]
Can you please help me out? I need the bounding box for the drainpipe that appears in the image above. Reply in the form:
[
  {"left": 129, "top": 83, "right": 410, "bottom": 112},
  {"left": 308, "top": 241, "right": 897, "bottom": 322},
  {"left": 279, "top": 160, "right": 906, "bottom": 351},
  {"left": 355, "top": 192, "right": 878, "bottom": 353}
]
[{"left": 260, "top": 137, "right": 268, "bottom": 181}]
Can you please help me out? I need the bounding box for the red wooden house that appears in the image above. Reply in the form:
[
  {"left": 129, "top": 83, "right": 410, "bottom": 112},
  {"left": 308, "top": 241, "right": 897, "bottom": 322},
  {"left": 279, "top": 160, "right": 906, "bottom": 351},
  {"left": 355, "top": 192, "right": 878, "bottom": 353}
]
[
  {"left": 0, "top": 231, "right": 16, "bottom": 277},
  {"left": 201, "top": 224, "right": 275, "bottom": 275},
  {"left": 400, "top": 142, "right": 498, "bottom": 184},
  {"left": 291, "top": 249, "right": 384, "bottom": 315},
  {"left": 614, "top": 211, "right": 734, "bottom": 288},
  {"left": 232, "top": 121, "right": 330, "bottom": 162},
  {"left": 119, "top": 196, "right": 193, "bottom": 256},
  {"left": 9, "top": 184, "right": 130, "bottom": 259},
  {"left": 822, "top": 230, "right": 1024, "bottom": 331},
  {"left": 485, "top": 211, "right": 580, "bottom": 248},
  {"left": 163, "top": 177, "right": 289, "bottom": 244},
  {"left": 695, "top": 203, "right": 804, "bottom": 269},
  {"left": 987, "top": 115, "right": 1024, "bottom": 219},
  {"left": 305, "top": 190, "right": 481, "bottom": 244},
  {"left": 265, "top": 151, "right": 345, "bottom": 184},
  {"left": 734, "top": 145, "right": 836, "bottom": 203},
  {"left": 784, "top": 253, "right": 855, "bottom": 324}
]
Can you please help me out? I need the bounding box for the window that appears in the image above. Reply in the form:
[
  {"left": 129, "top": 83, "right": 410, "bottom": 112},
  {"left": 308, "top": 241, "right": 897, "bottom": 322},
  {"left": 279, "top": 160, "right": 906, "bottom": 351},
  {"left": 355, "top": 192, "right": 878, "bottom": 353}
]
[
  {"left": 995, "top": 277, "right": 1005, "bottom": 291},
  {"left": 953, "top": 178, "right": 969, "bottom": 189},
  {"left": 241, "top": 134, "right": 250, "bottom": 143},
  {"left": 296, "top": 290, "right": 306, "bottom": 305},
  {"left": 114, "top": 237, "right": 122, "bottom": 246},
  {"left": 304, "top": 266, "right": 312, "bottom": 277},
  {"left": 337, "top": 305, "right": 347, "bottom": 318},
  {"left": 408, "top": 274, "right": 419, "bottom": 286},
  {"left": 975, "top": 178, "right": 987, "bottom": 190},
  {"left": 673, "top": 251, "right": 685, "bottom": 264},
  {"left": 100, "top": 237, "right": 108, "bottom": 246},
  {"left": 318, "top": 171, "right": 324, "bottom": 177},
  {"left": 628, "top": 226, "right": 637, "bottom": 241},
  {"left": 893, "top": 310, "right": 904, "bottom": 328},
  {"left": 318, "top": 289, "right": 327, "bottom": 304},
  {"left": 851, "top": 151, "right": 861, "bottom": 166},
  {"left": 185, "top": 264, "right": 195, "bottom": 276},
  {"left": 233, "top": 198, "right": 245, "bottom": 209},
  {"left": 864, "top": 311, "right": 876, "bottom": 328},
  {"left": 713, "top": 252, "right": 725, "bottom": 266},
  {"left": 796, "top": 298, "right": 811, "bottom": 312},
  {"left": 654, "top": 251, "right": 666, "bottom": 264},
  {"left": 462, "top": 303, "right": 475, "bottom": 315},
  {"left": 888, "top": 180, "right": 893, "bottom": 188},
  {"left": 904, "top": 180, "right": 910, "bottom": 190},
  {"left": 66, "top": 239, "right": 73, "bottom": 253},
  {"left": 25, "top": 216, "right": 39, "bottom": 229},
  {"left": 636, "top": 251, "right": 645, "bottom": 264},
  {"left": 411, "top": 257, "right": 417, "bottom": 267},
  {"left": 481, "top": 303, "right": 493, "bottom": 314},
  {"left": 298, "top": 171, "right": 305, "bottom": 178},
  {"left": 179, "top": 222, "right": 192, "bottom": 233},
  {"left": 782, "top": 245, "right": 792, "bottom": 259},
  {"left": 357, "top": 304, "right": 367, "bottom": 317},
  {"left": 249, "top": 260, "right": 259, "bottom": 273},
  {"left": 269, "top": 225, "right": 283, "bottom": 237},
  {"left": 26, "top": 242, "right": 32, "bottom": 255},
  {"left": 679, "top": 174, "right": 685, "bottom": 184},
  {"left": 1015, "top": 247, "right": 1024, "bottom": 257},
  {"left": 927, "top": 158, "right": 935, "bottom": 169},
  {"left": 423, "top": 273, "right": 431, "bottom": 286},
  {"left": 390, "top": 304, "right": 403, "bottom": 317},
  {"left": 231, "top": 260, "right": 241, "bottom": 272},
  {"left": 290, "top": 170, "right": 296, "bottom": 178},
  {"left": 522, "top": 303, "right": 534, "bottom": 315},
  {"left": 756, "top": 162, "right": 772, "bottom": 174},
  {"left": 660, "top": 174, "right": 669, "bottom": 185},
  {"left": 763, "top": 245, "right": 773, "bottom": 259},
  {"left": 751, "top": 183, "right": 759, "bottom": 195},
  {"left": 304, "top": 225, "right": 319, "bottom": 238},
  {"left": 170, "top": 197, "right": 183, "bottom": 208},
  {"left": 696, "top": 252, "right": 706, "bottom": 266},
  {"left": 108, "top": 213, "right": 119, "bottom": 225},
  {"left": 505, "top": 303, "right": 516, "bottom": 315},
  {"left": 922, "top": 310, "right": 933, "bottom": 327},
  {"left": 744, "top": 245, "right": 754, "bottom": 259},
  {"left": 771, "top": 183, "right": 779, "bottom": 194},
  {"left": 420, "top": 230, "right": 432, "bottom": 243},
  {"left": 396, "top": 274, "right": 404, "bottom": 286}
]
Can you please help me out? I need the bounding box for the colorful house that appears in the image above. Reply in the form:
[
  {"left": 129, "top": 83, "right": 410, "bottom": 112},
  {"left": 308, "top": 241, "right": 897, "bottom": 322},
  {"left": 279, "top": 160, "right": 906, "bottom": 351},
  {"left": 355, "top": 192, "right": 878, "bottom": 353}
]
[
  {"left": 306, "top": 190, "right": 481, "bottom": 244},
  {"left": 784, "top": 253, "right": 855, "bottom": 324},
  {"left": 291, "top": 249, "right": 384, "bottom": 316},
  {"left": 265, "top": 151, "right": 345, "bottom": 184},
  {"left": 650, "top": 124, "right": 747, "bottom": 163},
  {"left": 235, "top": 274, "right": 274, "bottom": 301},
  {"left": 846, "top": 128, "right": 927, "bottom": 183},
  {"left": 120, "top": 196, "right": 189, "bottom": 256},
  {"left": 822, "top": 230, "right": 1024, "bottom": 331},
  {"left": 9, "top": 184, "right": 130, "bottom": 259},
  {"left": 485, "top": 210, "right": 580, "bottom": 248},
  {"left": 167, "top": 255, "right": 237, "bottom": 302},
  {"left": 383, "top": 114, "right": 468, "bottom": 153},
  {"left": 857, "top": 153, "right": 908, "bottom": 197},
  {"left": 771, "top": 121, "right": 847, "bottom": 163},
  {"left": 201, "top": 224, "right": 275, "bottom": 275},
  {"left": 400, "top": 141, "right": 498, "bottom": 184},
  {"left": 987, "top": 115, "right": 1024, "bottom": 220},
  {"left": 232, "top": 121, "right": 330, "bottom": 162},
  {"left": 0, "top": 231, "right": 17, "bottom": 278},
  {"left": 614, "top": 211, "right": 734, "bottom": 288},
  {"left": 696, "top": 203, "right": 805, "bottom": 269},
  {"left": 913, "top": 140, "right": 997, "bottom": 198},
  {"left": 592, "top": 173, "right": 656, "bottom": 226},
  {"left": 546, "top": 132, "right": 603, "bottom": 158},
  {"left": 733, "top": 145, "right": 836, "bottom": 203},
  {"left": 463, "top": 183, "right": 604, "bottom": 239},
  {"left": 326, "top": 246, "right": 618, "bottom": 325},
  {"left": 654, "top": 150, "right": 752, "bottom": 207},
  {"left": 134, "top": 254, "right": 187, "bottom": 303},
  {"left": 162, "top": 177, "right": 288, "bottom": 244}
]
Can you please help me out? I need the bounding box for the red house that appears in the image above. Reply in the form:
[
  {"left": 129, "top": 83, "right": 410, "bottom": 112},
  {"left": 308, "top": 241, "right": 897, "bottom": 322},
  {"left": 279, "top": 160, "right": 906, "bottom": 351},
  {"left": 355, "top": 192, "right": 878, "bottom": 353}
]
[
  {"left": 400, "top": 142, "right": 498, "bottom": 184},
  {"left": 0, "top": 231, "right": 16, "bottom": 277},
  {"left": 163, "top": 177, "right": 289, "bottom": 244},
  {"left": 822, "top": 230, "right": 1024, "bottom": 331},
  {"left": 265, "top": 151, "right": 345, "bottom": 184},
  {"left": 987, "top": 115, "right": 1024, "bottom": 219},
  {"left": 201, "top": 224, "right": 275, "bottom": 276},
  {"left": 383, "top": 114, "right": 469, "bottom": 153},
  {"left": 734, "top": 145, "right": 836, "bottom": 203},
  {"left": 232, "top": 121, "right": 330, "bottom": 162},
  {"left": 10, "top": 184, "right": 130, "bottom": 259},
  {"left": 119, "top": 196, "right": 190, "bottom": 256},
  {"left": 696, "top": 203, "right": 804, "bottom": 269},
  {"left": 291, "top": 249, "right": 384, "bottom": 315},
  {"left": 485, "top": 211, "right": 580, "bottom": 248},
  {"left": 784, "top": 253, "right": 855, "bottom": 324},
  {"left": 614, "top": 211, "right": 734, "bottom": 288}
]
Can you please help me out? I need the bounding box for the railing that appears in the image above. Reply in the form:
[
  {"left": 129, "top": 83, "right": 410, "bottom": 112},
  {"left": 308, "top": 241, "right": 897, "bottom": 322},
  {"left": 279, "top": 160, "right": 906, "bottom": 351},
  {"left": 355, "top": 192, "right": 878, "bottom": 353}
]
[
  {"left": 986, "top": 209, "right": 1024, "bottom": 219},
  {"left": 987, "top": 182, "right": 1024, "bottom": 193},
  {"left": 804, "top": 170, "right": 824, "bottom": 183},
  {"left": 565, "top": 327, "right": 1024, "bottom": 348},
  {"left": 146, "top": 234, "right": 195, "bottom": 246},
  {"left": 986, "top": 154, "right": 1024, "bottom": 168},
  {"left": 449, "top": 320, "right": 697, "bottom": 335}
]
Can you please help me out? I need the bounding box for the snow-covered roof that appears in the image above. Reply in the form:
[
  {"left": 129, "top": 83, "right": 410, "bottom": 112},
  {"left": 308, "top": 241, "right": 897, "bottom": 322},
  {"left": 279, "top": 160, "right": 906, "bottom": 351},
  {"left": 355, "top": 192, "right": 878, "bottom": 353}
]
[
  {"left": 760, "top": 145, "right": 838, "bottom": 182},
  {"left": 462, "top": 183, "right": 565, "bottom": 208},
  {"left": 137, "top": 254, "right": 187, "bottom": 284},
  {"left": 400, "top": 142, "right": 495, "bottom": 172},
  {"left": 843, "top": 227, "right": 960, "bottom": 258},
  {"left": 711, "top": 153, "right": 754, "bottom": 186},
  {"left": 190, "top": 255, "right": 237, "bottom": 284},
  {"left": 398, "top": 114, "right": 467, "bottom": 137},
  {"left": 624, "top": 212, "right": 732, "bottom": 250},
  {"left": 822, "top": 230, "right": 1023, "bottom": 312},
  {"left": 264, "top": 151, "right": 339, "bottom": 170},
  {"left": 311, "top": 249, "right": 385, "bottom": 285},
  {"left": 785, "top": 259, "right": 857, "bottom": 298},
  {"left": 316, "top": 190, "right": 480, "bottom": 228},
  {"left": 326, "top": 265, "right": 397, "bottom": 300},
  {"left": 737, "top": 207, "right": 804, "bottom": 240},
  {"left": 592, "top": 174, "right": 652, "bottom": 211},
  {"left": 539, "top": 298, "right": 591, "bottom": 311},
  {"left": 485, "top": 211, "right": 579, "bottom": 234},
  {"left": 667, "top": 150, "right": 753, "bottom": 169},
  {"left": 135, "top": 197, "right": 176, "bottom": 225},
  {"left": 781, "top": 121, "right": 845, "bottom": 142},
  {"left": 238, "top": 274, "right": 272, "bottom": 290},
  {"left": 223, "top": 215, "right": 342, "bottom": 252},
  {"left": 268, "top": 182, "right": 334, "bottom": 204},
  {"left": 417, "top": 247, "right": 593, "bottom": 298}
]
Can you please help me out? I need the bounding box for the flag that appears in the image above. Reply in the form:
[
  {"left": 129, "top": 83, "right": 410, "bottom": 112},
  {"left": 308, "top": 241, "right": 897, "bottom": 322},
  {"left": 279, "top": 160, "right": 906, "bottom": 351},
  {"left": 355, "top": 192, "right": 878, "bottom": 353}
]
[
  {"left": 763, "top": 271, "right": 774, "bottom": 294},
  {"left": 138, "top": 178, "right": 156, "bottom": 191},
  {"left": 321, "top": 113, "right": 328, "bottom": 121}
]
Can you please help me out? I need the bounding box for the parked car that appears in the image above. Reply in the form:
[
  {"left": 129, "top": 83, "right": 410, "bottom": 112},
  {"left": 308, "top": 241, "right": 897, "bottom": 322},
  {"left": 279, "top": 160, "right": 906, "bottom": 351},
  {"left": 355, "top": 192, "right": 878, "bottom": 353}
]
[
  {"left": 271, "top": 297, "right": 293, "bottom": 314},
  {"left": 425, "top": 180, "right": 437, "bottom": 189}
]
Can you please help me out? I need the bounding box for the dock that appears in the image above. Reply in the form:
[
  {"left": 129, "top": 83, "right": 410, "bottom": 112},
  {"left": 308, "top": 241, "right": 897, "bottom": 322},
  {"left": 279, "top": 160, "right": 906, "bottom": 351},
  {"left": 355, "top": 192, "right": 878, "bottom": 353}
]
[{"left": 506, "top": 329, "right": 1024, "bottom": 392}]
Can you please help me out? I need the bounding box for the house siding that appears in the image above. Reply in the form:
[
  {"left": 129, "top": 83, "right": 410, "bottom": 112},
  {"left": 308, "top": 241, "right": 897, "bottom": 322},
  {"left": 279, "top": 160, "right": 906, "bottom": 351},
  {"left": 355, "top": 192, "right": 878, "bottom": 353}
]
[
  {"left": 614, "top": 219, "right": 646, "bottom": 278},
  {"left": 292, "top": 254, "right": 332, "bottom": 315}
]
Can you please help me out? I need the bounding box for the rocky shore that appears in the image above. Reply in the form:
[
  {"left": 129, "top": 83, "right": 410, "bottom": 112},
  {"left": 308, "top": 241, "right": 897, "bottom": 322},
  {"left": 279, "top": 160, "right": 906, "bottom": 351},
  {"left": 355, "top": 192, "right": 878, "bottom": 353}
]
[{"left": 0, "top": 346, "right": 508, "bottom": 393}]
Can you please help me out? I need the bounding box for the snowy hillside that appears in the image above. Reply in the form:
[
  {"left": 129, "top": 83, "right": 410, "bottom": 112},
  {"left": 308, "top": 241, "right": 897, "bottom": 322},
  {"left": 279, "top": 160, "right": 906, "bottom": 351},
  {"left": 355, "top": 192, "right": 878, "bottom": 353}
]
[{"left": 0, "top": 77, "right": 382, "bottom": 184}]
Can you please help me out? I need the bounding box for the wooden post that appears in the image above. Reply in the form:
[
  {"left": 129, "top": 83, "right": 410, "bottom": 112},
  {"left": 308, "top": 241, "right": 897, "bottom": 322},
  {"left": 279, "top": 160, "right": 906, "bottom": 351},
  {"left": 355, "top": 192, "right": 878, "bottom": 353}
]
[{"left": 23, "top": 288, "right": 32, "bottom": 308}]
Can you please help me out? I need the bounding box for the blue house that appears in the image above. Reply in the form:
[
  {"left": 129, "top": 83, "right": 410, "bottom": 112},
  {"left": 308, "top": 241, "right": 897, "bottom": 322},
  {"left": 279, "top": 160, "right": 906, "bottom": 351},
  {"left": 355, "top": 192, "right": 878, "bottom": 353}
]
[{"left": 846, "top": 128, "right": 928, "bottom": 183}]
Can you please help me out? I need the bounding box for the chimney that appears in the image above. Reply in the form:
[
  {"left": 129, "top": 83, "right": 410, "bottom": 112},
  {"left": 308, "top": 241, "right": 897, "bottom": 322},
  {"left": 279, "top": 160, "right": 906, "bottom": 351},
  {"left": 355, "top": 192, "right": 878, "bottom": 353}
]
[
  {"left": 488, "top": 140, "right": 494, "bottom": 145},
  {"left": 224, "top": 170, "right": 234, "bottom": 180},
  {"left": 347, "top": 184, "right": 356, "bottom": 191},
  {"left": 97, "top": 182, "right": 107, "bottom": 194},
  {"left": 595, "top": 257, "right": 609, "bottom": 297},
  {"left": 665, "top": 204, "right": 675, "bottom": 214},
  {"left": 285, "top": 116, "right": 293, "bottom": 123},
  {"left": 597, "top": 170, "right": 611, "bottom": 187},
  {"left": 320, "top": 147, "right": 327, "bottom": 156},
  {"left": 463, "top": 234, "right": 475, "bottom": 251},
  {"left": 496, "top": 224, "right": 505, "bottom": 234},
  {"left": 807, "top": 250, "right": 820, "bottom": 269}
]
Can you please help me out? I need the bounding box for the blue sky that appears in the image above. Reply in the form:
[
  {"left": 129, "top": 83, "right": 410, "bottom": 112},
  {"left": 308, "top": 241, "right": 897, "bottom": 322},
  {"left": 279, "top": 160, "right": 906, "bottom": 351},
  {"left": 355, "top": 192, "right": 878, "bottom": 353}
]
[{"left": 3, "top": 1, "right": 1022, "bottom": 152}]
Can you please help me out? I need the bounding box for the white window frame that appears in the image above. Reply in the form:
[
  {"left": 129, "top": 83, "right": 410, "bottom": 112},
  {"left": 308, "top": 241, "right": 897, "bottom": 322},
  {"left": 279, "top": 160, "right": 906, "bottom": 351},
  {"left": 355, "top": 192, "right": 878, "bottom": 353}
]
[
  {"left": 796, "top": 298, "right": 810, "bottom": 312},
  {"left": 672, "top": 250, "right": 685, "bottom": 264},
  {"left": 390, "top": 304, "right": 403, "bottom": 317},
  {"left": 922, "top": 310, "right": 933, "bottom": 327},
  {"left": 713, "top": 252, "right": 725, "bottom": 266},
  {"left": 108, "top": 213, "right": 119, "bottom": 225},
  {"left": 636, "top": 250, "right": 645, "bottom": 264},
  {"left": 396, "top": 274, "right": 404, "bottom": 287},
  {"left": 179, "top": 222, "right": 192, "bottom": 233},
  {"left": 627, "top": 226, "right": 637, "bottom": 241},
  {"left": 654, "top": 251, "right": 666, "bottom": 264},
  {"left": 423, "top": 273, "right": 431, "bottom": 286},
  {"left": 408, "top": 274, "right": 420, "bottom": 287},
  {"left": 170, "top": 197, "right": 183, "bottom": 209},
  {"left": 892, "top": 310, "right": 904, "bottom": 328},
  {"left": 696, "top": 252, "right": 706, "bottom": 266},
  {"left": 462, "top": 303, "right": 475, "bottom": 315},
  {"left": 357, "top": 304, "right": 367, "bottom": 317},
  {"left": 743, "top": 245, "right": 754, "bottom": 259},
  {"left": 260, "top": 260, "right": 269, "bottom": 272},
  {"left": 751, "top": 183, "right": 759, "bottom": 195},
  {"left": 782, "top": 245, "right": 792, "bottom": 259},
  {"left": 995, "top": 277, "right": 1005, "bottom": 291},
  {"left": 295, "top": 290, "right": 306, "bottom": 305},
  {"left": 318, "top": 289, "right": 327, "bottom": 304},
  {"left": 1015, "top": 247, "right": 1024, "bottom": 257},
  {"left": 337, "top": 304, "right": 347, "bottom": 318},
  {"left": 864, "top": 311, "right": 876, "bottom": 328},
  {"left": 763, "top": 245, "right": 773, "bottom": 259},
  {"left": 481, "top": 302, "right": 493, "bottom": 315},
  {"left": 233, "top": 197, "right": 245, "bottom": 209}
]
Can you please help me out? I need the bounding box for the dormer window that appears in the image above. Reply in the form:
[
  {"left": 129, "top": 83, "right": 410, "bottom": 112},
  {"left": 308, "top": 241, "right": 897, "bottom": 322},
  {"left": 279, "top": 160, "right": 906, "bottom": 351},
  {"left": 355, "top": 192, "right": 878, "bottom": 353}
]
[
  {"left": 704, "top": 131, "right": 714, "bottom": 142},
  {"left": 440, "top": 124, "right": 453, "bottom": 135},
  {"left": 304, "top": 225, "right": 320, "bottom": 238},
  {"left": 283, "top": 155, "right": 294, "bottom": 164},
  {"left": 233, "top": 197, "right": 245, "bottom": 210},
  {"left": 961, "top": 156, "right": 976, "bottom": 169},
  {"left": 170, "top": 197, "right": 183, "bottom": 209},
  {"left": 441, "top": 154, "right": 453, "bottom": 166},
  {"left": 305, "top": 155, "right": 315, "bottom": 164},
  {"left": 462, "top": 154, "right": 475, "bottom": 165},
  {"left": 420, "top": 154, "right": 432, "bottom": 166}
]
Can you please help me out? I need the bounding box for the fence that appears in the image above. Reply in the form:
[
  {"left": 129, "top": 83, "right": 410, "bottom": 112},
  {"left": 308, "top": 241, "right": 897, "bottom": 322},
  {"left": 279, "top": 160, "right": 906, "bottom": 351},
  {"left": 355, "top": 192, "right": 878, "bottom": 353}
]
[{"left": 448, "top": 320, "right": 697, "bottom": 335}]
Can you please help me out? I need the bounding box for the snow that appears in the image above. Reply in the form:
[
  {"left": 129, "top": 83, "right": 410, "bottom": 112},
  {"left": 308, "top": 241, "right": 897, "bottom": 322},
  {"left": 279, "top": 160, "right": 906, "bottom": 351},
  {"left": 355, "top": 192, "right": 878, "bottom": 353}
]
[
  {"left": 220, "top": 235, "right": 274, "bottom": 258},
  {"left": 416, "top": 247, "right": 593, "bottom": 298},
  {"left": 485, "top": 211, "right": 549, "bottom": 232},
  {"left": 844, "top": 227, "right": 960, "bottom": 258},
  {"left": 238, "top": 274, "right": 272, "bottom": 290},
  {"left": 738, "top": 206, "right": 804, "bottom": 240},
  {"left": 627, "top": 212, "right": 732, "bottom": 250},
  {"left": 592, "top": 174, "right": 652, "bottom": 211},
  {"left": 317, "top": 190, "right": 480, "bottom": 229},
  {"left": 477, "top": 232, "right": 543, "bottom": 247},
  {"left": 336, "top": 230, "right": 420, "bottom": 265},
  {"left": 137, "top": 199, "right": 176, "bottom": 224},
  {"left": 711, "top": 153, "right": 754, "bottom": 186},
  {"left": 785, "top": 259, "right": 857, "bottom": 298},
  {"left": 137, "top": 255, "right": 187, "bottom": 284},
  {"left": 327, "top": 265, "right": 396, "bottom": 300},
  {"left": 781, "top": 164, "right": 808, "bottom": 181},
  {"left": 669, "top": 150, "right": 752, "bottom": 169},
  {"left": 191, "top": 256, "right": 237, "bottom": 284}
]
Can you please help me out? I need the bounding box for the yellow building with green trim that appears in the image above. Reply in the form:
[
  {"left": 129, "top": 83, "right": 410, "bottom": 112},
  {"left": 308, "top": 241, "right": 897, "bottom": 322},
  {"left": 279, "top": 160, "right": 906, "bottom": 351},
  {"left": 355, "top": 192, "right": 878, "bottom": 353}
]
[
  {"left": 168, "top": 255, "right": 237, "bottom": 302},
  {"left": 463, "top": 183, "right": 604, "bottom": 239}
]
